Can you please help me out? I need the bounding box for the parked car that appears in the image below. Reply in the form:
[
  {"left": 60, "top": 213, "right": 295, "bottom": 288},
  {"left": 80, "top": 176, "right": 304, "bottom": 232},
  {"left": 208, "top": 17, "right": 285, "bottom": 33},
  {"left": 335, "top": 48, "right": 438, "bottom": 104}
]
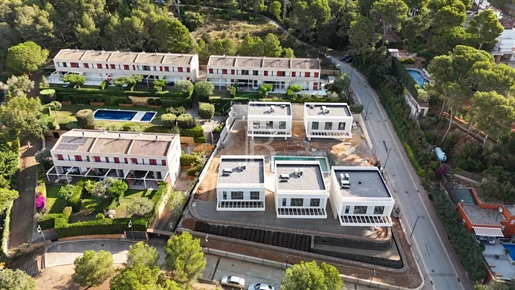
[
  {"left": 248, "top": 283, "right": 275, "bottom": 290},
  {"left": 221, "top": 276, "right": 245, "bottom": 289},
  {"left": 339, "top": 55, "right": 350, "bottom": 61},
  {"left": 345, "top": 56, "right": 353, "bottom": 63}
]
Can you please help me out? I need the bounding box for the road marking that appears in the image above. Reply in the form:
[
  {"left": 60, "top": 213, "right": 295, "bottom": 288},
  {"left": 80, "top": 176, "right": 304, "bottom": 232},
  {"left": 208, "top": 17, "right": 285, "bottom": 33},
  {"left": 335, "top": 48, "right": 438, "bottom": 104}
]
[{"left": 337, "top": 59, "right": 464, "bottom": 289}]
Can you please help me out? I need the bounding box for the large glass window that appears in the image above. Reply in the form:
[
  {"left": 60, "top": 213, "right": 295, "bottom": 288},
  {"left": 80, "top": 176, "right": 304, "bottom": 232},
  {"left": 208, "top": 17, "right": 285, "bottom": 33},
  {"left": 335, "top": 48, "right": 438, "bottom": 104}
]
[
  {"left": 338, "top": 122, "right": 346, "bottom": 130},
  {"left": 374, "top": 206, "right": 385, "bottom": 214},
  {"left": 291, "top": 198, "right": 303, "bottom": 206},
  {"left": 354, "top": 206, "right": 367, "bottom": 214},
  {"left": 223, "top": 191, "right": 227, "bottom": 200},
  {"left": 325, "top": 122, "right": 332, "bottom": 130},
  {"left": 344, "top": 206, "right": 350, "bottom": 214},
  {"left": 311, "top": 122, "right": 319, "bottom": 130},
  {"left": 282, "top": 198, "right": 287, "bottom": 206},
  {"left": 231, "top": 191, "right": 243, "bottom": 200},
  {"left": 266, "top": 121, "right": 273, "bottom": 129},
  {"left": 253, "top": 121, "right": 260, "bottom": 129},
  {"left": 310, "top": 199, "right": 320, "bottom": 207},
  {"left": 250, "top": 191, "right": 260, "bottom": 200},
  {"left": 279, "top": 121, "right": 286, "bottom": 129}
]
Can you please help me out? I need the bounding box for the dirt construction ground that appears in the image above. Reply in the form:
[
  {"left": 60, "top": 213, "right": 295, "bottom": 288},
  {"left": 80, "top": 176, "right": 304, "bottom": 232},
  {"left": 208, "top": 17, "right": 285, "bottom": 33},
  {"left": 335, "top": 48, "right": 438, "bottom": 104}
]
[{"left": 196, "top": 120, "right": 375, "bottom": 201}]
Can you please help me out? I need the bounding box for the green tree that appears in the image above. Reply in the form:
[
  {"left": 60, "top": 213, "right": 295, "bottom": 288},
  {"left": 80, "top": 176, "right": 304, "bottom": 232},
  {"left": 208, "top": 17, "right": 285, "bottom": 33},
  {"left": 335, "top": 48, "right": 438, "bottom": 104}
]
[
  {"left": 62, "top": 74, "right": 87, "bottom": 88},
  {"left": 72, "top": 250, "right": 115, "bottom": 288},
  {"left": 148, "top": 16, "right": 193, "bottom": 53},
  {"left": 283, "top": 47, "right": 295, "bottom": 58},
  {"left": 470, "top": 91, "right": 515, "bottom": 143},
  {"left": 5, "top": 41, "right": 49, "bottom": 75},
  {"left": 47, "top": 101, "right": 62, "bottom": 118},
  {"left": 166, "top": 191, "right": 187, "bottom": 217},
  {"left": 75, "top": 13, "right": 101, "bottom": 49},
  {"left": 281, "top": 261, "right": 343, "bottom": 290},
  {"left": 429, "top": 0, "right": 466, "bottom": 32},
  {"left": 0, "top": 188, "right": 19, "bottom": 214},
  {"left": 126, "top": 197, "right": 154, "bottom": 217},
  {"left": 113, "top": 76, "right": 128, "bottom": 90},
  {"left": 0, "top": 75, "right": 34, "bottom": 99},
  {"left": 126, "top": 241, "right": 160, "bottom": 268},
  {"left": 333, "top": 73, "right": 351, "bottom": 94},
  {"left": 164, "top": 231, "right": 206, "bottom": 285},
  {"left": 35, "top": 148, "right": 53, "bottom": 169},
  {"left": 348, "top": 15, "right": 381, "bottom": 62},
  {"left": 259, "top": 84, "right": 273, "bottom": 97},
  {"left": 0, "top": 96, "right": 46, "bottom": 143},
  {"left": 198, "top": 103, "right": 215, "bottom": 119},
  {"left": 194, "top": 81, "right": 215, "bottom": 102},
  {"left": 268, "top": 1, "right": 282, "bottom": 21},
  {"left": 288, "top": 1, "right": 317, "bottom": 40},
  {"left": 106, "top": 178, "right": 128, "bottom": 200},
  {"left": 58, "top": 184, "right": 76, "bottom": 201},
  {"left": 161, "top": 114, "right": 177, "bottom": 128},
  {"left": 75, "top": 109, "right": 95, "bottom": 129},
  {"left": 237, "top": 34, "right": 264, "bottom": 56},
  {"left": 13, "top": 5, "right": 56, "bottom": 48},
  {"left": 466, "top": 9, "right": 503, "bottom": 50},
  {"left": 126, "top": 75, "right": 143, "bottom": 91},
  {"left": 371, "top": 0, "right": 409, "bottom": 45},
  {"left": 207, "top": 37, "right": 238, "bottom": 56},
  {"left": 154, "top": 79, "right": 167, "bottom": 92},
  {"left": 262, "top": 33, "right": 282, "bottom": 57},
  {"left": 288, "top": 84, "right": 302, "bottom": 92},
  {"left": 0, "top": 268, "right": 35, "bottom": 290},
  {"left": 182, "top": 11, "right": 205, "bottom": 31},
  {"left": 175, "top": 80, "right": 194, "bottom": 95},
  {"left": 110, "top": 264, "right": 181, "bottom": 290}
]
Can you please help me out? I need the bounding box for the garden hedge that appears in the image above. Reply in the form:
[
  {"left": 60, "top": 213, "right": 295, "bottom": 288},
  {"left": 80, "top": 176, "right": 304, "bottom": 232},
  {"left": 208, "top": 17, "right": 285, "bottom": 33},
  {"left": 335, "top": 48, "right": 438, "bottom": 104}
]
[
  {"left": 180, "top": 152, "right": 198, "bottom": 166},
  {"left": 69, "top": 180, "right": 85, "bottom": 212},
  {"left": 198, "top": 103, "right": 215, "bottom": 119},
  {"left": 75, "top": 109, "right": 95, "bottom": 129},
  {"left": 39, "top": 89, "right": 56, "bottom": 104},
  {"left": 180, "top": 125, "right": 204, "bottom": 138},
  {"left": 177, "top": 114, "right": 196, "bottom": 129},
  {"left": 161, "top": 113, "right": 177, "bottom": 128},
  {"left": 54, "top": 216, "right": 148, "bottom": 238}
]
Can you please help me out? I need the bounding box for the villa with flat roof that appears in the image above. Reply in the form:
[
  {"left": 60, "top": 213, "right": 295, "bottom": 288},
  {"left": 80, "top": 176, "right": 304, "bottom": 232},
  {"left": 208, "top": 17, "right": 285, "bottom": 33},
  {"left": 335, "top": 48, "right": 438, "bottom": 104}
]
[
  {"left": 329, "top": 166, "right": 394, "bottom": 227},
  {"left": 247, "top": 102, "right": 292, "bottom": 140},
  {"left": 216, "top": 155, "right": 266, "bottom": 211},
  {"left": 304, "top": 103, "right": 353, "bottom": 141},
  {"left": 51, "top": 49, "right": 199, "bottom": 85},
  {"left": 46, "top": 129, "right": 181, "bottom": 187},
  {"left": 274, "top": 161, "right": 328, "bottom": 219},
  {"left": 207, "top": 55, "right": 321, "bottom": 91}
]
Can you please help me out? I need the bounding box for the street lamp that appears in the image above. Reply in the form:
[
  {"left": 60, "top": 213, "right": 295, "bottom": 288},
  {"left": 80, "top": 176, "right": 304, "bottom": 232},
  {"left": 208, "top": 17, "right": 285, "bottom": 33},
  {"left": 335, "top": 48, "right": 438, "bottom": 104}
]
[
  {"left": 37, "top": 225, "right": 46, "bottom": 245},
  {"left": 410, "top": 215, "right": 424, "bottom": 238},
  {"left": 285, "top": 255, "right": 289, "bottom": 269},
  {"left": 205, "top": 234, "right": 209, "bottom": 254},
  {"left": 365, "top": 100, "right": 372, "bottom": 120},
  {"left": 128, "top": 220, "right": 134, "bottom": 239},
  {"left": 383, "top": 148, "right": 392, "bottom": 171}
]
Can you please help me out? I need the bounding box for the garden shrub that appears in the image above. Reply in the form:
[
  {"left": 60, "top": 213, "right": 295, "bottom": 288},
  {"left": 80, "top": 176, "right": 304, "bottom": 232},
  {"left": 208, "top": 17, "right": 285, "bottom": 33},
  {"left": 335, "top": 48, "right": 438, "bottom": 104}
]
[
  {"left": 161, "top": 114, "right": 177, "bottom": 128},
  {"left": 187, "top": 166, "right": 202, "bottom": 176},
  {"left": 198, "top": 103, "right": 215, "bottom": 119},
  {"left": 39, "top": 89, "right": 56, "bottom": 104},
  {"left": 62, "top": 206, "right": 72, "bottom": 220},
  {"left": 350, "top": 104, "right": 364, "bottom": 114},
  {"left": 194, "top": 136, "right": 206, "bottom": 143},
  {"left": 147, "top": 98, "right": 155, "bottom": 105},
  {"left": 180, "top": 125, "right": 204, "bottom": 138},
  {"left": 54, "top": 217, "right": 149, "bottom": 238},
  {"left": 99, "top": 80, "right": 108, "bottom": 90},
  {"left": 69, "top": 180, "right": 85, "bottom": 212},
  {"left": 38, "top": 213, "right": 61, "bottom": 230},
  {"left": 399, "top": 57, "right": 416, "bottom": 65},
  {"left": 180, "top": 152, "right": 198, "bottom": 166},
  {"left": 213, "top": 122, "right": 225, "bottom": 133},
  {"left": 176, "top": 114, "right": 196, "bottom": 129},
  {"left": 75, "top": 109, "right": 95, "bottom": 129},
  {"left": 167, "top": 106, "right": 187, "bottom": 116},
  {"left": 96, "top": 213, "right": 105, "bottom": 219}
]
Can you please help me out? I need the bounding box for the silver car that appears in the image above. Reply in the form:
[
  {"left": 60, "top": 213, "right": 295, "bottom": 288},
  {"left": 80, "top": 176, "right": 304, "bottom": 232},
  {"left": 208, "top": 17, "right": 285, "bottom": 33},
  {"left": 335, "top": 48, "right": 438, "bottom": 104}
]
[
  {"left": 221, "top": 275, "right": 245, "bottom": 289},
  {"left": 248, "top": 283, "right": 275, "bottom": 290}
]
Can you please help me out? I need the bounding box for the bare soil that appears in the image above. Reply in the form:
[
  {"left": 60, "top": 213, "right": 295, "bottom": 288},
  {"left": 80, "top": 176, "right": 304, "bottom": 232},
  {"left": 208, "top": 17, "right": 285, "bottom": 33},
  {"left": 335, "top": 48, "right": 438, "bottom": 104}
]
[
  {"left": 191, "top": 18, "right": 278, "bottom": 45},
  {"left": 196, "top": 120, "right": 374, "bottom": 201}
]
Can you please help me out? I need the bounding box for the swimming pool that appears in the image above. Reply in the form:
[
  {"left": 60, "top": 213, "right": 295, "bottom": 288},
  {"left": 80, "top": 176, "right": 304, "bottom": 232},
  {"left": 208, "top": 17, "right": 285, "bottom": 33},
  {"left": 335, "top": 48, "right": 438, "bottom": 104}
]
[
  {"left": 93, "top": 109, "right": 157, "bottom": 122},
  {"left": 503, "top": 244, "right": 515, "bottom": 260},
  {"left": 407, "top": 69, "right": 429, "bottom": 89},
  {"left": 271, "top": 156, "right": 330, "bottom": 173}
]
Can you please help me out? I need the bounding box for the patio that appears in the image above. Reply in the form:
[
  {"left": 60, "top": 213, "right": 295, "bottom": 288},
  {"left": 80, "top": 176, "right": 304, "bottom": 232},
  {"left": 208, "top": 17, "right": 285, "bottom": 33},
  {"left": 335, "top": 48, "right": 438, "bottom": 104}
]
[{"left": 483, "top": 239, "right": 515, "bottom": 281}]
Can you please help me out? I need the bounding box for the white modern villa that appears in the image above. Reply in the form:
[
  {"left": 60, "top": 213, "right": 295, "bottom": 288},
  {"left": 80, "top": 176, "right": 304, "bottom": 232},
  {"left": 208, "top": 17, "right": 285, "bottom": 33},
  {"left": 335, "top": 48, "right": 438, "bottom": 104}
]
[
  {"left": 329, "top": 166, "right": 394, "bottom": 227},
  {"left": 304, "top": 102, "right": 353, "bottom": 140},
  {"left": 216, "top": 155, "right": 266, "bottom": 211},
  {"left": 491, "top": 28, "right": 515, "bottom": 63},
  {"left": 247, "top": 101, "right": 293, "bottom": 140},
  {"left": 207, "top": 55, "right": 321, "bottom": 91},
  {"left": 50, "top": 49, "right": 199, "bottom": 85},
  {"left": 46, "top": 129, "right": 182, "bottom": 187},
  {"left": 274, "top": 161, "right": 328, "bottom": 219}
]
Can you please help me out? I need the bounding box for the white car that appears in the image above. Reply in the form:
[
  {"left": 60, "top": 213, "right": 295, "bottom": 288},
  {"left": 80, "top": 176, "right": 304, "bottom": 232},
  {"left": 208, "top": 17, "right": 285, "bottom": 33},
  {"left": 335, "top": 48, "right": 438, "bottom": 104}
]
[
  {"left": 221, "top": 276, "right": 245, "bottom": 289},
  {"left": 248, "top": 283, "right": 275, "bottom": 290}
]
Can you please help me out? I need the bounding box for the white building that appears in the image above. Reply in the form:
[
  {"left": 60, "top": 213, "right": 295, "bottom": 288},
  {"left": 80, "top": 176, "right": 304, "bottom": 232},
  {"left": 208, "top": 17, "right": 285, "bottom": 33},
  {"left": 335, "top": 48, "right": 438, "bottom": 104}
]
[
  {"left": 274, "top": 161, "right": 328, "bottom": 219},
  {"left": 216, "top": 155, "right": 266, "bottom": 211},
  {"left": 46, "top": 129, "right": 181, "bottom": 187},
  {"left": 329, "top": 166, "right": 394, "bottom": 227},
  {"left": 51, "top": 49, "right": 199, "bottom": 85},
  {"left": 247, "top": 102, "right": 292, "bottom": 140},
  {"left": 491, "top": 28, "right": 515, "bottom": 62},
  {"left": 207, "top": 55, "right": 321, "bottom": 91},
  {"left": 304, "top": 103, "right": 353, "bottom": 141}
]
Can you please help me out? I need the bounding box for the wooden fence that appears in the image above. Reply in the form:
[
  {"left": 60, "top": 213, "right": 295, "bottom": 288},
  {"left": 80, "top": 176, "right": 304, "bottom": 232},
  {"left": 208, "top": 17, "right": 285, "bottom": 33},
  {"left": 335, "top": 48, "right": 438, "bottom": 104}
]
[{"left": 194, "top": 143, "right": 215, "bottom": 154}]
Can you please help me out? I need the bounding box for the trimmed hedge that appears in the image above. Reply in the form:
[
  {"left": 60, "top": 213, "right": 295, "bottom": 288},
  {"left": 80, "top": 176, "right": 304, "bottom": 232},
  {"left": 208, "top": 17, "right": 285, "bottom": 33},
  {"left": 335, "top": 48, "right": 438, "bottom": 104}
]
[
  {"left": 194, "top": 136, "right": 206, "bottom": 143},
  {"left": 180, "top": 152, "right": 198, "bottom": 166},
  {"left": 198, "top": 103, "right": 215, "bottom": 119},
  {"left": 38, "top": 213, "right": 61, "bottom": 230},
  {"left": 161, "top": 113, "right": 177, "bottom": 128},
  {"left": 181, "top": 125, "right": 204, "bottom": 138},
  {"left": 76, "top": 109, "right": 94, "bottom": 129},
  {"left": 69, "top": 180, "right": 85, "bottom": 212},
  {"left": 177, "top": 114, "right": 196, "bottom": 129},
  {"left": 40, "top": 89, "right": 56, "bottom": 104},
  {"left": 392, "top": 58, "right": 419, "bottom": 99},
  {"left": 54, "top": 216, "right": 149, "bottom": 238}
]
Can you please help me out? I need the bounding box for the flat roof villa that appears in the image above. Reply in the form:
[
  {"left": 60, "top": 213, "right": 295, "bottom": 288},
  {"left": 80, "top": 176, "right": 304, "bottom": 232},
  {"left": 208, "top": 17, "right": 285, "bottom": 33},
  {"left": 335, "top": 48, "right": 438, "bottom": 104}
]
[
  {"left": 46, "top": 129, "right": 182, "bottom": 187},
  {"left": 51, "top": 49, "right": 199, "bottom": 85},
  {"left": 247, "top": 102, "right": 292, "bottom": 140},
  {"left": 329, "top": 166, "right": 394, "bottom": 227},
  {"left": 216, "top": 155, "right": 266, "bottom": 211},
  {"left": 304, "top": 102, "right": 353, "bottom": 141},
  {"left": 274, "top": 161, "right": 328, "bottom": 219}
]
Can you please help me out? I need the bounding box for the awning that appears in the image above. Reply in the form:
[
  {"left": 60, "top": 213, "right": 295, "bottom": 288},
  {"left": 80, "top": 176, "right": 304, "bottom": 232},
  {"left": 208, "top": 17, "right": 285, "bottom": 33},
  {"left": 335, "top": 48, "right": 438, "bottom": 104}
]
[{"left": 473, "top": 226, "right": 504, "bottom": 237}]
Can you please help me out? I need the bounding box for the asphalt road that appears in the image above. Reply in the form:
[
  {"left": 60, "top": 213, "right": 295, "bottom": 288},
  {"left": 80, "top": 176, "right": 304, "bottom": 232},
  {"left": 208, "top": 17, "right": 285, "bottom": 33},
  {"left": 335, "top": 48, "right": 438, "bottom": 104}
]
[{"left": 332, "top": 57, "right": 471, "bottom": 290}]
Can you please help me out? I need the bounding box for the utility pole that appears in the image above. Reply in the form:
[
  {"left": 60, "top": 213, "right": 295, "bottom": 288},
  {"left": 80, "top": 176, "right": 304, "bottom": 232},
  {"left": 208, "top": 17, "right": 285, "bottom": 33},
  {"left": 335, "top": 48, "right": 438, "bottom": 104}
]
[
  {"left": 128, "top": 220, "right": 135, "bottom": 239},
  {"left": 37, "top": 225, "right": 46, "bottom": 245},
  {"left": 383, "top": 148, "right": 392, "bottom": 171},
  {"left": 410, "top": 215, "right": 424, "bottom": 238},
  {"left": 205, "top": 234, "right": 209, "bottom": 254}
]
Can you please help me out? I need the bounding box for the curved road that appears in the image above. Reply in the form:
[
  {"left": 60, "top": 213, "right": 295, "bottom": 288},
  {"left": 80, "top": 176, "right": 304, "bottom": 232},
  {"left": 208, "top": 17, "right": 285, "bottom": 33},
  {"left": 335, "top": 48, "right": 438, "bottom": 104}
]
[{"left": 333, "top": 59, "right": 472, "bottom": 290}]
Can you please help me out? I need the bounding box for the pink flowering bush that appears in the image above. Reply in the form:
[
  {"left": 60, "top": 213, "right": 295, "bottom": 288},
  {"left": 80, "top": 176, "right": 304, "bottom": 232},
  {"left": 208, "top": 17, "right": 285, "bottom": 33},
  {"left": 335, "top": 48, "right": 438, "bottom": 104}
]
[{"left": 35, "top": 193, "right": 46, "bottom": 212}]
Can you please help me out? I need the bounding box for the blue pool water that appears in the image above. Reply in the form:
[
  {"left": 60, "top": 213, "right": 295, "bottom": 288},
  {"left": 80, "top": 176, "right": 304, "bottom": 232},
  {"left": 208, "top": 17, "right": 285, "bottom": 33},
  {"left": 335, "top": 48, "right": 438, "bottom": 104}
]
[
  {"left": 93, "top": 109, "right": 157, "bottom": 122},
  {"left": 407, "top": 69, "right": 429, "bottom": 89},
  {"left": 272, "top": 156, "right": 330, "bottom": 173},
  {"left": 503, "top": 244, "right": 515, "bottom": 260}
]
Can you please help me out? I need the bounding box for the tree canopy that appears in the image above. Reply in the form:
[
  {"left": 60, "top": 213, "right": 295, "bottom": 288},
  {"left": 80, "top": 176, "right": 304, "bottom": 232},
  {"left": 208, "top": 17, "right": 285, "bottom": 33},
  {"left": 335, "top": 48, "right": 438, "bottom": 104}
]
[
  {"left": 0, "top": 75, "right": 34, "bottom": 99},
  {"left": 0, "top": 268, "right": 36, "bottom": 290},
  {"left": 5, "top": 41, "right": 48, "bottom": 75},
  {"left": 0, "top": 96, "right": 46, "bottom": 143},
  {"left": 72, "top": 250, "right": 115, "bottom": 288},
  {"left": 164, "top": 231, "right": 206, "bottom": 285},
  {"left": 281, "top": 261, "right": 343, "bottom": 290},
  {"left": 126, "top": 241, "right": 160, "bottom": 268}
]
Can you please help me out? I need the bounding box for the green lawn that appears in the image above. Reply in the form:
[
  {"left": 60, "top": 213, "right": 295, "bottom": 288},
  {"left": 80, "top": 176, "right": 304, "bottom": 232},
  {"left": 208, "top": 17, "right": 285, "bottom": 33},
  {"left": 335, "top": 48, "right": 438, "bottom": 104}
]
[
  {"left": 46, "top": 185, "right": 67, "bottom": 214},
  {"left": 115, "top": 189, "right": 156, "bottom": 218}
]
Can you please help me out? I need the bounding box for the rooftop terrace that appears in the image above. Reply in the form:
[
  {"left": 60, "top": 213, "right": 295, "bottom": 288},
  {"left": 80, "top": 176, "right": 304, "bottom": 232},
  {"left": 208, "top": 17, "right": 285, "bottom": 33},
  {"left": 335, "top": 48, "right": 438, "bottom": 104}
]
[
  {"left": 334, "top": 167, "right": 391, "bottom": 198},
  {"left": 276, "top": 162, "right": 326, "bottom": 192},
  {"left": 218, "top": 156, "right": 265, "bottom": 185}
]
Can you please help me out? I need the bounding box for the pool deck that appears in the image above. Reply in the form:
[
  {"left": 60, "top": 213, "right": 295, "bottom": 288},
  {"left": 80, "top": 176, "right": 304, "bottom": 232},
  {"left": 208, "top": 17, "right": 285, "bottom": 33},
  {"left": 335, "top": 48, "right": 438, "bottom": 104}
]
[
  {"left": 132, "top": 111, "right": 147, "bottom": 122},
  {"left": 484, "top": 240, "right": 515, "bottom": 281}
]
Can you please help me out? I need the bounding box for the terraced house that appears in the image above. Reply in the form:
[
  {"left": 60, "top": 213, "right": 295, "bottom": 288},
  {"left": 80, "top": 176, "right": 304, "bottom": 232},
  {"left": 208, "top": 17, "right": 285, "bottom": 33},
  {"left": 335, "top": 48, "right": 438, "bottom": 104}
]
[
  {"left": 50, "top": 49, "right": 199, "bottom": 85},
  {"left": 207, "top": 55, "right": 321, "bottom": 91},
  {"left": 46, "top": 129, "right": 181, "bottom": 187}
]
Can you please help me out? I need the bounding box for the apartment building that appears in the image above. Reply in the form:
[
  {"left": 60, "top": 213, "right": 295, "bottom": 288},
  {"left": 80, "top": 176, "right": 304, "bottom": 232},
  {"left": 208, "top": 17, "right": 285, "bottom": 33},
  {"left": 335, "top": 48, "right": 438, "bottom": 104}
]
[
  {"left": 329, "top": 166, "right": 394, "bottom": 227},
  {"left": 304, "top": 103, "right": 353, "bottom": 140},
  {"left": 247, "top": 101, "right": 293, "bottom": 140},
  {"left": 216, "top": 155, "right": 266, "bottom": 211},
  {"left": 274, "top": 161, "right": 328, "bottom": 219},
  {"left": 46, "top": 129, "right": 181, "bottom": 187},
  {"left": 52, "top": 49, "right": 199, "bottom": 84},
  {"left": 207, "top": 55, "right": 321, "bottom": 91}
]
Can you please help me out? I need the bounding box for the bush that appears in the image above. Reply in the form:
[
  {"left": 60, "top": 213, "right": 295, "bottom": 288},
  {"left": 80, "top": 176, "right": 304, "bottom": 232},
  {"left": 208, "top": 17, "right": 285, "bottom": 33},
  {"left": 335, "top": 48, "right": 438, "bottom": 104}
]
[
  {"left": 350, "top": 104, "right": 364, "bottom": 114},
  {"left": 180, "top": 125, "right": 204, "bottom": 137},
  {"left": 126, "top": 197, "right": 154, "bottom": 217},
  {"left": 194, "top": 136, "right": 206, "bottom": 143},
  {"left": 38, "top": 213, "right": 61, "bottom": 230},
  {"left": 39, "top": 89, "right": 56, "bottom": 104},
  {"left": 62, "top": 206, "right": 72, "bottom": 220},
  {"left": 54, "top": 216, "right": 149, "bottom": 238},
  {"left": 167, "top": 106, "right": 187, "bottom": 116},
  {"left": 75, "top": 109, "right": 95, "bottom": 129},
  {"left": 69, "top": 180, "right": 85, "bottom": 212},
  {"left": 187, "top": 166, "right": 202, "bottom": 176},
  {"left": 96, "top": 213, "right": 105, "bottom": 220},
  {"left": 198, "top": 103, "right": 215, "bottom": 119},
  {"left": 399, "top": 57, "right": 416, "bottom": 64},
  {"left": 99, "top": 80, "right": 108, "bottom": 90},
  {"left": 177, "top": 114, "right": 196, "bottom": 129},
  {"left": 194, "top": 81, "right": 215, "bottom": 102},
  {"left": 161, "top": 114, "right": 177, "bottom": 128}
]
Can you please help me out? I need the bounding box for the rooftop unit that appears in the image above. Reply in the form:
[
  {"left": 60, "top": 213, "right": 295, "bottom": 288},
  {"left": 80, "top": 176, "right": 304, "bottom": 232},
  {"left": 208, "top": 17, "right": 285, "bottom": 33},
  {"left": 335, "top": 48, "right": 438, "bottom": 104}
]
[
  {"left": 222, "top": 168, "right": 233, "bottom": 176},
  {"left": 294, "top": 168, "right": 304, "bottom": 177},
  {"left": 238, "top": 163, "right": 246, "bottom": 170},
  {"left": 340, "top": 173, "right": 350, "bottom": 189},
  {"left": 270, "top": 105, "right": 275, "bottom": 112},
  {"left": 321, "top": 106, "right": 330, "bottom": 114}
]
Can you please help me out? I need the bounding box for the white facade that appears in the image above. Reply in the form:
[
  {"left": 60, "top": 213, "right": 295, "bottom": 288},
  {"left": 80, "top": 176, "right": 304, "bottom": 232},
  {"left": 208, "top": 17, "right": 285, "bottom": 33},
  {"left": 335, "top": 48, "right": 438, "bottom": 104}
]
[
  {"left": 491, "top": 28, "right": 515, "bottom": 62},
  {"left": 216, "top": 155, "right": 266, "bottom": 211},
  {"left": 247, "top": 102, "right": 293, "bottom": 140},
  {"left": 274, "top": 161, "right": 328, "bottom": 219},
  {"left": 304, "top": 103, "right": 353, "bottom": 140},
  {"left": 52, "top": 49, "right": 199, "bottom": 84},
  {"left": 207, "top": 55, "right": 321, "bottom": 90},
  {"left": 47, "top": 130, "right": 181, "bottom": 187},
  {"left": 329, "top": 166, "right": 394, "bottom": 227}
]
